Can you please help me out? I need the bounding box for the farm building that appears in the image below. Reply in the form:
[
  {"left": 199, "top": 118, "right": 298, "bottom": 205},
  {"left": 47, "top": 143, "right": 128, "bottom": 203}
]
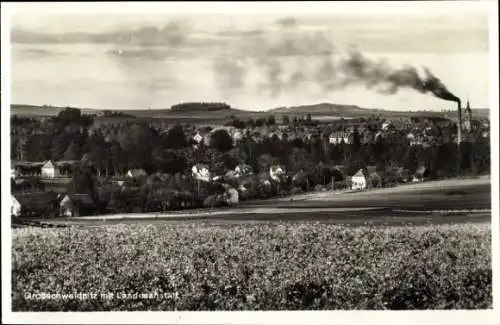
[
  {"left": 11, "top": 192, "right": 60, "bottom": 218},
  {"left": 41, "top": 160, "right": 60, "bottom": 178},
  {"left": 59, "top": 194, "right": 99, "bottom": 217}
]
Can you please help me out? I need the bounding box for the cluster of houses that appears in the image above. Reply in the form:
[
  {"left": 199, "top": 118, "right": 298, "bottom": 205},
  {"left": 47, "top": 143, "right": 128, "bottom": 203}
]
[
  {"left": 180, "top": 112, "right": 488, "bottom": 149},
  {"left": 10, "top": 155, "right": 431, "bottom": 218},
  {"left": 13, "top": 106, "right": 487, "bottom": 219}
]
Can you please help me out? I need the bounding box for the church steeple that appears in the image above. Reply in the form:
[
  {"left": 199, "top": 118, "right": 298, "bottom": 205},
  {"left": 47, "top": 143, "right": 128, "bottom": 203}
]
[{"left": 464, "top": 97, "right": 472, "bottom": 132}]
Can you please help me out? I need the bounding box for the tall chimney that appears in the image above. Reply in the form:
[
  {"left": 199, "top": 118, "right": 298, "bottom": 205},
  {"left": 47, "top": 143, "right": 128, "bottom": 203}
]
[{"left": 457, "top": 100, "right": 462, "bottom": 144}]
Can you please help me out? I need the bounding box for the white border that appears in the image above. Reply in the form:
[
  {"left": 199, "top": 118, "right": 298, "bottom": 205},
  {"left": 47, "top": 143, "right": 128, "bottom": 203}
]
[
  {"left": 3, "top": 1, "right": 494, "bottom": 15},
  {"left": 2, "top": 2, "right": 499, "bottom": 324}
]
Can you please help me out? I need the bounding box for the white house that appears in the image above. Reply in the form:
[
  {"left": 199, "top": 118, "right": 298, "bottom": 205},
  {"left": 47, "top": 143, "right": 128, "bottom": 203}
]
[
  {"left": 329, "top": 132, "right": 352, "bottom": 145},
  {"left": 192, "top": 164, "right": 211, "bottom": 182},
  {"left": 11, "top": 195, "right": 21, "bottom": 217},
  {"left": 234, "top": 164, "right": 253, "bottom": 177},
  {"left": 41, "top": 160, "right": 59, "bottom": 178},
  {"left": 269, "top": 165, "right": 286, "bottom": 182},
  {"left": 11, "top": 167, "right": 17, "bottom": 179},
  {"left": 351, "top": 169, "right": 368, "bottom": 191},
  {"left": 231, "top": 130, "right": 243, "bottom": 144},
  {"left": 382, "top": 120, "right": 393, "bottom": 131},
  {"left": 127, "top": 169, "right": 147, "bottom": 178}
]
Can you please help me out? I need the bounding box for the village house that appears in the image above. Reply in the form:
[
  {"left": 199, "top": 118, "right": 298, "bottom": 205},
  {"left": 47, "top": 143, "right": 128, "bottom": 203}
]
[
  {"left": 59, "top": 193, "right": 99, "bottom": 217},
  {"left": 329, "top": 131, "right": 352, "bottom": 145},
  {"left": 407, "top": 130, "right": 425, "bottom": 146},
  {"left": 350, "top": 169, "right": 368, "bottom": 191},
  {"left": 234, "top": 164, "right": 253, "bottom": 177},
  {"left": 350, "top": 166, "right": 382, "bottom": 191},
  {"left": 41, "top": 160, "right": 60, "bottom": 178},
  {"left": 230, "top": 129, "right": 244, "bottom": 144},
  {"left": 192, "top": 164, "right": 211, "bottom": 182},
  {"left": 381, "top": 120, "right": 394, "bottom": 131},
  {"left": 269, "top": 165, "right": 287, "bottom": 182},
  {"left": 127, "top": 169, "right": 147, "bottom": 178}
]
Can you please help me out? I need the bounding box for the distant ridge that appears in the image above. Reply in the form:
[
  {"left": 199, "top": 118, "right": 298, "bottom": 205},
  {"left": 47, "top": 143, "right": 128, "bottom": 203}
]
[
  {"left": 10, "top": 103, "right": 490, "bottom": 121},
  {"left": 270, "top": 103, "right": 373, "bottom": 115}
]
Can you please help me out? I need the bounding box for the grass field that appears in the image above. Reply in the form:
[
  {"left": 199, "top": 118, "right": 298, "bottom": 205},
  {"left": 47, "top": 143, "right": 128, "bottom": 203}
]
[{"left": 12, "top": 222, "right": 492, "bottom": 311}]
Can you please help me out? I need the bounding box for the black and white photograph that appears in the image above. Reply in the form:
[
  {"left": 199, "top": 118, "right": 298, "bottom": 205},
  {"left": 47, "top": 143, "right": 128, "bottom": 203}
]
[{"left": 1, "top": 1, "right": 499, "bottom": 324}]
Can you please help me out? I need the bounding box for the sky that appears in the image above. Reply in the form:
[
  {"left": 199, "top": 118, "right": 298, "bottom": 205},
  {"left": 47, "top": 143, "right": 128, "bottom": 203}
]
[{"left": 8, "top": 3, "right": 491, "bottom": 111}]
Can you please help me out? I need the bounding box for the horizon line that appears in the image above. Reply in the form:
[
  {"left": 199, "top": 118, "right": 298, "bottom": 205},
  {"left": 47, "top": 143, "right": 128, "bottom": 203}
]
[{"left": 10, "top": 102, "right": 489, "bottom": 113}]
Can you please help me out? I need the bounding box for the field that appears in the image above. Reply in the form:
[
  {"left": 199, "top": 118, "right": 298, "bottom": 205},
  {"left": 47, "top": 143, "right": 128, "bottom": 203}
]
[{"left": 12, "top": 222, "right": 492, "bottom": 311}]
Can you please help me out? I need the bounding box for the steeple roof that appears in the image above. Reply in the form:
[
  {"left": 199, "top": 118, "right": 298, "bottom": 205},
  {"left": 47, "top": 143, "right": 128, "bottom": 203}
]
[{"left": 465, "top": 100, "right": 471, "bottom": 112}]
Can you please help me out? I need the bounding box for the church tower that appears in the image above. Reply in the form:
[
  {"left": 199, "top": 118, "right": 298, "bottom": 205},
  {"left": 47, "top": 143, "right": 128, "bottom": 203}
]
[{"left": 464, "top": 100, "right": 472, "bottom": 132}]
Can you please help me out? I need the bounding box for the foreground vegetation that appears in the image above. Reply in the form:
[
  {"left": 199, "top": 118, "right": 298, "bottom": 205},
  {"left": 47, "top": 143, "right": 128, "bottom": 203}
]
[{"left": 12, "top": 222, "right": 491, "bottom": 311}]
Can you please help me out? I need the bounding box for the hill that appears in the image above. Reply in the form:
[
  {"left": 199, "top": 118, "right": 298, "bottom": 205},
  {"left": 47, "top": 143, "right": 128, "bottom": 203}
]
[
  {"left": 10, "top": 103, "right": 490, "bottom": 124},
  {"left": 270, "top": 103, "right": 372, "bottom": 116},
  {"left": 11, "top": 104, "right": 99, "bottom": 117},
  {"left": 270, "top": 102, "right": 490, "bottom": 119}
]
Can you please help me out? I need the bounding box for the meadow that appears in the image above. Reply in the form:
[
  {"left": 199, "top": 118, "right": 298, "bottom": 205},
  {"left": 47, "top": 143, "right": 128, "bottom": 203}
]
[{"left": 11, "top": 222, "right": 491, "bottom": 311}]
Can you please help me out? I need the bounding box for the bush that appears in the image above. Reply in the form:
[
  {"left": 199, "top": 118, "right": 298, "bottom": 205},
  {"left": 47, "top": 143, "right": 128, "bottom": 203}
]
[
  {"left": 290, "top": 187, "right": 304, "bottom": 195},
  {"left": 12, "top": 223, "right": 491, "bottom": 311}
]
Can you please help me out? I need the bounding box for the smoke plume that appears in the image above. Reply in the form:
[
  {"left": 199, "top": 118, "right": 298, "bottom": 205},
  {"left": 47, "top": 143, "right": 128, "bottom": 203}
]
[
  {"left": 213, "top": 17, "right": 460, "bottom": 104},
  {"left": 339, "top": 50, "right": 460, "bottom": 103}
]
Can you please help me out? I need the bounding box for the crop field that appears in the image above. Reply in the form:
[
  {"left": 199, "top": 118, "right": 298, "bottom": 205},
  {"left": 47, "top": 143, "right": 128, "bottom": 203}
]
[{"left": 12, "top": 222, "right": 491, "bottom": 311}]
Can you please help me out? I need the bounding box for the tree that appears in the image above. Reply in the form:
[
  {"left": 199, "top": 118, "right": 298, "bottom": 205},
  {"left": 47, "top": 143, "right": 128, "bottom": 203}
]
[
  {"left": 210, "top": 129, "right": 233, "bottom": 152},
  {"left": 245, "top": 118, "right": 256, "bottom": 128},
  {"left": 257, "top": 154, "right": 279, "bottom": 173},
  {"left": 70, "top": 165, "right": 99, "bottom": 208},
  {"left": 56, "top": 107, "right": 82, "bottom": 126},
  {"left": 157, "top": 149, "right": 188, "bottom": 174},
  {"left": 164, "top": 124, "right": 188, "bottom": 149},
  {"left": 63, "top": 141, "right": 81, "bottom": 161},
  {"left": 266, "top": 115, "right": 276, "bottom": 126},
  {"left": 255, "top": 118, "right": 266, "bottom": 127}
]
